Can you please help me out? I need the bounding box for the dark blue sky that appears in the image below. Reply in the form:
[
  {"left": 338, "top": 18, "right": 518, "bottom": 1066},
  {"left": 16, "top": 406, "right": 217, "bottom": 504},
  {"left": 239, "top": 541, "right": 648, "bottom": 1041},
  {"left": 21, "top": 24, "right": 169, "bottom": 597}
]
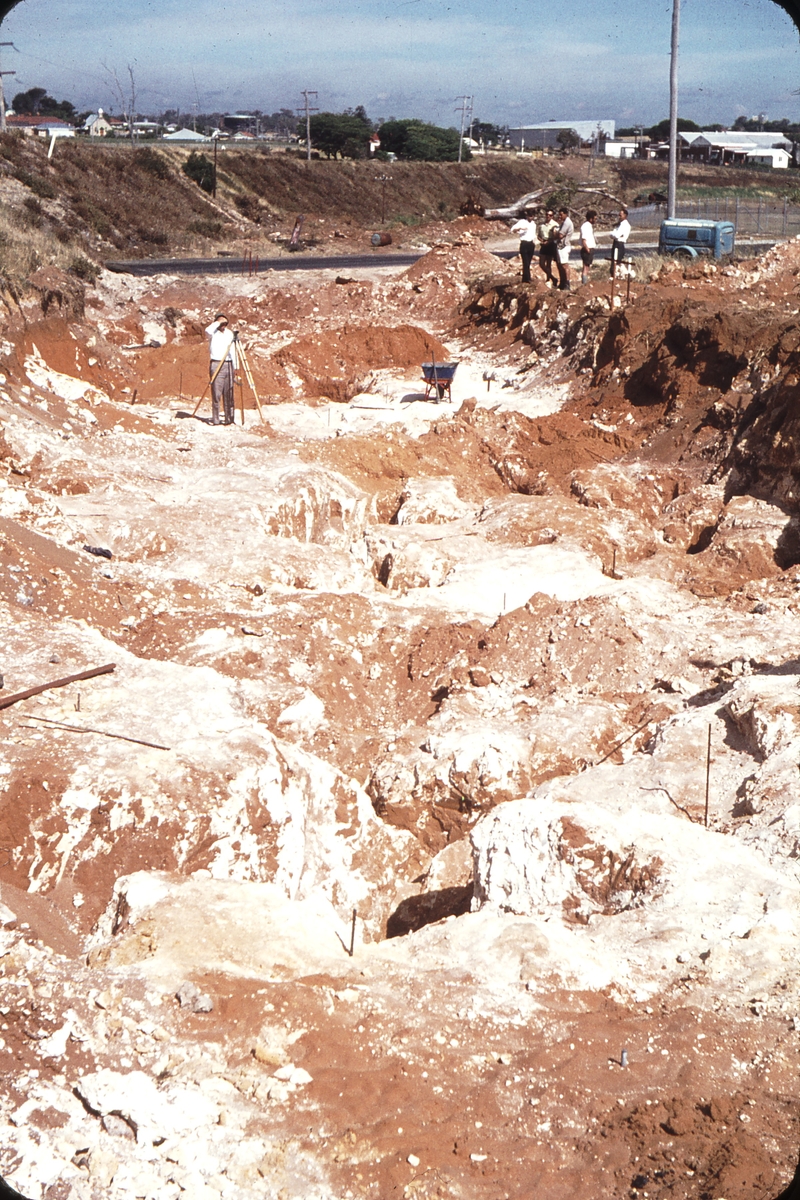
[{"left": 2, "top": 0, "right": 799, "bottom": 126}]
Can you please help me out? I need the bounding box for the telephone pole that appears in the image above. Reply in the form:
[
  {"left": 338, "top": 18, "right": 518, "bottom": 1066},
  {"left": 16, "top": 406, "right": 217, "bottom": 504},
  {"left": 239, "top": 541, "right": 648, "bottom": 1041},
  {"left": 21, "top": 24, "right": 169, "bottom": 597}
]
[
  {"left": 667, "top": 0, "right": 680, "bottom": 218},
  {"left": 299, "top": 89, "right": 318, "bottom": 162},
  {"left": 0, "top": 43, "right": 16, "bottom": 134},
  {"left": 455, "top": 94, "right": 473, "bottom": 163}
]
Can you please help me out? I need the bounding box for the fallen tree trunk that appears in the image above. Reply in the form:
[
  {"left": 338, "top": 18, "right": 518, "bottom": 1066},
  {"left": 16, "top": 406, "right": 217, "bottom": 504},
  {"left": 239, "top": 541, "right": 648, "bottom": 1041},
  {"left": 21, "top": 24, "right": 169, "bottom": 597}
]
[
  {"left": 484, "top": 183, "right": 627, "bottom": 221},
  {"left": 483, "top": 188, "right": 548, "bottom": 220}
]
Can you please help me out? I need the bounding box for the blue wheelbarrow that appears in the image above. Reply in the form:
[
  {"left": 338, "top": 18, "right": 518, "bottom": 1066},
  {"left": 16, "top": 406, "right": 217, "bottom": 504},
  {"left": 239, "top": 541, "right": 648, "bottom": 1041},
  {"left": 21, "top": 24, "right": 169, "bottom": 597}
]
[{"left": 422, "top": 360, "right": 458, "bottom": 402}]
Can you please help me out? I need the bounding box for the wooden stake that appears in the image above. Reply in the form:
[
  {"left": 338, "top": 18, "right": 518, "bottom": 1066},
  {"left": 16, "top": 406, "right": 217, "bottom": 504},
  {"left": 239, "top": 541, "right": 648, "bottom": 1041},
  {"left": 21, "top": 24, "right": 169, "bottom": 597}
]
[
  {"left": 0, "top": 663, "right": 116, "bottom": 712},
  {"left": 704, "top": 723, "right": 712, "bottom": 828},
  {"left": 22, "top": 714, "right": 169, "bottom": 750},
  {"left": 349, "top": 908, "right": 357, "bottom": 957}
]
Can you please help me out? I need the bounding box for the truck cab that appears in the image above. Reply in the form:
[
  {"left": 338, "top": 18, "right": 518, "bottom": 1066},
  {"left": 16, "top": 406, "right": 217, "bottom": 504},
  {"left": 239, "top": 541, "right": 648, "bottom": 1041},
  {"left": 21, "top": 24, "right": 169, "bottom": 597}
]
[{"left": 658, "top": 218, "right": 735, "bottom": 260}]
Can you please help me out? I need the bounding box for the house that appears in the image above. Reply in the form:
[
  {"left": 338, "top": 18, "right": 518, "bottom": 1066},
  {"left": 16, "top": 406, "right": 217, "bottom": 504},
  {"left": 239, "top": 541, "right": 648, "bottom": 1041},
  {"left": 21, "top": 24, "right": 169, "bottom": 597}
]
[
  {"left": 5, "top": 113, "right": 43, "bottom": 136},
  {"left": 34, "top": 118, "right": 75, "bottom": 140},
  {"left": 682, "top": 131, "right": 792, "bottom": 166},
  {"left": 508, "top": 119, "right": 615, "bottom": 151},
  {"left": 745, "top": 147, "right": 790, "bottom": 169}
]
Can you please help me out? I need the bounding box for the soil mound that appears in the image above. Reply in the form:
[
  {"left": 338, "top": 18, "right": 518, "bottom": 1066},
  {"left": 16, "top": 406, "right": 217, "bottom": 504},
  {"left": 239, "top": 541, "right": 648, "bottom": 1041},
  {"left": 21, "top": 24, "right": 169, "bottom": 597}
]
[{"left": 276, "top": 322, "right": 450, "bottom": 402}]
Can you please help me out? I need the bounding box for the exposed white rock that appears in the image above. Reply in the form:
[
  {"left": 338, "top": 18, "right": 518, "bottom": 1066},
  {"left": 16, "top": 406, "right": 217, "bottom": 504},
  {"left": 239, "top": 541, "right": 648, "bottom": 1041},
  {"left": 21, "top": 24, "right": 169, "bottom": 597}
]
[{"left": 76, "top": 1069, "right": 220, "bottom": 1147}]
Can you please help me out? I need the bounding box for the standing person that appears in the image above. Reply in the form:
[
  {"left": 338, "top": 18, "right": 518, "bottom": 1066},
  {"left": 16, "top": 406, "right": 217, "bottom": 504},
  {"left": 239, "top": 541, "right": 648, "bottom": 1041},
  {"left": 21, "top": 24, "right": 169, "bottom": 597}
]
[
  {"left": 579, "top": 209, "right": 597, "bottom": 286},
  {"left": 610, "top": 206, "right": 631, "bottom": 276},
  {"left": 556, "top": 206, "right": 574, "bottom": 291},
  {"left": 538, "top": 207, "right": 559, "bottom": 286},
  {"left": 205, "top": 312, "right": 238, "bottom": 426},
  {"left": 510, "top": 208, "right": 538, "bottom": 283}
]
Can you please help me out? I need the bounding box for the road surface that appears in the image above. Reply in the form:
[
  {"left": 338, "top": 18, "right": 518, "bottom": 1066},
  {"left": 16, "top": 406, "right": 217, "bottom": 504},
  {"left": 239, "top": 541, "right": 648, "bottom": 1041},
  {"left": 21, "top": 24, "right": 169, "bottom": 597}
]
[{"left": 104, "top": 242, "right": 777, "bottom": 277}]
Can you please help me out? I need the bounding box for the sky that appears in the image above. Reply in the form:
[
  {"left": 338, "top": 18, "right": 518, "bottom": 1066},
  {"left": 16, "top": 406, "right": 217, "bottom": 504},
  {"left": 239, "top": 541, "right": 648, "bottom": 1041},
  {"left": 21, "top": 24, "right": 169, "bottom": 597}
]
[{"left": 1, "top": 0, "right": 799, "bottom": 128}]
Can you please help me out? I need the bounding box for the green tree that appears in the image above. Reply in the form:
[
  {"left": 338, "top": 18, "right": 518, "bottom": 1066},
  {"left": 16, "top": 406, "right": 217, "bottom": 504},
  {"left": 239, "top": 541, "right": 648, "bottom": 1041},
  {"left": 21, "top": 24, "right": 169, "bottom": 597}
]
[
  {"left": 12, "top": 86, "right": 76, "bottom": 121},
  {"left": 182, "top": 151, "right": 215, "bottom": 194},
  {"left": 472, "top": 121, "right": 501, "bottom": 145},
  {"left": 646, "top": 117, "right": 701, "bottom": 140},
  {"left": 377, "top": 119, "right": 465, "bottom": 161},
  {"left": 556, "top": 128, "right": 581, "bottom": 152},
  {"left": 300, "top": 111, "right": 371, "bottom": 158}
]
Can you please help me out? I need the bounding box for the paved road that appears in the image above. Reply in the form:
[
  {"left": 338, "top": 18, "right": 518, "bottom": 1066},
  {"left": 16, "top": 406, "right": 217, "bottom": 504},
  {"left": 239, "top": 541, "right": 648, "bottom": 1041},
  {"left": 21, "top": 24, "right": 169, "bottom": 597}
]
[{"left": 104, "top": 241, "right": 778, "bottom": 277}]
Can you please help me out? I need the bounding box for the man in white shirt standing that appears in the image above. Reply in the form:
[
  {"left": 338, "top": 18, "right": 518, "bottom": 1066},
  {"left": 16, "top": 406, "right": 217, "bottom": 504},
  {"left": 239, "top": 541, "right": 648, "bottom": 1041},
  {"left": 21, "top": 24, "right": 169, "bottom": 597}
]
[
  {"left": 556, "top": 207, "right": 574, "bottom": 291},
  {"left": 205, "top": 312, "right": 239, "bottom": 426},
  {"left": 510, "top": 207, "right": 538, "bottom": 283},
  {"left": 610, "top": 206, "right": 631, "bottom": 277},
  {"left": 579, "top": 209, "right": 597, "bottom": 286}
]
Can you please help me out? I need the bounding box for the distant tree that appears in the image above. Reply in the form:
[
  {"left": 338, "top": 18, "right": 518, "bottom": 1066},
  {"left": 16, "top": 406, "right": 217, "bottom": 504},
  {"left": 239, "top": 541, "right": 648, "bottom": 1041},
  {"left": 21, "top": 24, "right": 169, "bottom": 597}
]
[
  {"left": 733, "top": 114, "right": 791, "bottom": 132},
  {"left": 300, "top": 111, "right": 371, "bottom": 158},
  {"left": 646, "top": 117, "right": 701, "bottom": 139},
  {"left": 472, "top": 121, "right": 501, "bottom": 145},
  {"left": 11, "top": 86, "right": 76, "bottom": 121},
  {"left": 378, "top": 119, "right": 464, "bottom": 161},
  {"left": 182, "top": 151, "right": 215, "bottom": 193},
  {"left": 556, "top": 128, "right": 581, "bottom": 152}
]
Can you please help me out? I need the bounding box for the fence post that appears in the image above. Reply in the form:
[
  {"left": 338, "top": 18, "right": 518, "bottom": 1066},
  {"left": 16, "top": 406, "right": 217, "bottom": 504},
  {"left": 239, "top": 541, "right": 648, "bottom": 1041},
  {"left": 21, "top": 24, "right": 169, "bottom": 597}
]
[
  {"left": 735, "top": 196, "right": 740, "bottom": 232},
  {"left": 784, "top": 197, "right": 788, "bottom": 237},
  {"left": 757, "top": 199, "right": 762, "bottom": 236}
]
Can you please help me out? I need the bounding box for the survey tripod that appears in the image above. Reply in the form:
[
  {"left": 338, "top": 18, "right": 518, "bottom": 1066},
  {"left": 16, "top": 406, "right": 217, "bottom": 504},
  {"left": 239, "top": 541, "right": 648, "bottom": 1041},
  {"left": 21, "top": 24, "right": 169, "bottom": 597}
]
[{"left": 192, "top": 330, "right": 265, "bottom": 425}]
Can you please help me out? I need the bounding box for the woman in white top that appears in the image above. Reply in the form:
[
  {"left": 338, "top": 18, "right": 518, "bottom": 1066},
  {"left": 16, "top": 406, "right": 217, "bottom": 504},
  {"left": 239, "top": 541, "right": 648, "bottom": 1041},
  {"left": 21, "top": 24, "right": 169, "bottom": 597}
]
[
  {"left": 510, "top": 209, "right": 538, "bottom": 283},
  {"left": 610, "top": 207, "right": 631, "bottom": 275},
  {"left": 579, "top": 209, "right": 597, "bottom": 286}
]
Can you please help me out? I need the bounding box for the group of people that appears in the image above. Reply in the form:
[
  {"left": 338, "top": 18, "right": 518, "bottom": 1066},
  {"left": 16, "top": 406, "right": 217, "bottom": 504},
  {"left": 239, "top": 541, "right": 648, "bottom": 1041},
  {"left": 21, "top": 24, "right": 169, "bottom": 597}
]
[{"left": 511, "top": 205, "right": 631, "bottom": 290}]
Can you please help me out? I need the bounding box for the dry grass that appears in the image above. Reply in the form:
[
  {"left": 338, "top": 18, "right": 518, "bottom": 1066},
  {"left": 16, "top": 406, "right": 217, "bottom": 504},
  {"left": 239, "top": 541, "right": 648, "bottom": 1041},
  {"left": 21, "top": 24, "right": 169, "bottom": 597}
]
[{"left": 0, "top": 205, "right": 75, "bottom": 285}]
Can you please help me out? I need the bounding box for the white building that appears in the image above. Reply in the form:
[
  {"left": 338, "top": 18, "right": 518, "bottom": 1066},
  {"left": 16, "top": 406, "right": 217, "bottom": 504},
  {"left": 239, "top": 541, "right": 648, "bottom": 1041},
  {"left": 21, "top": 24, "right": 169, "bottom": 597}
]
[
  {"left": 604, "top": 140, "right": 638, "bottom": 159},
  {"left": 745, "top": 147, "right": 790, "bottom": 169},
  {"left": 162, "top": 128, "right": 210, "bottom": 142},
  {"left": 508, "top": 119, "right": 615, "bottom": 150},
  {"left": 683, "top": 131, "right": 792, "bottom": 165}
]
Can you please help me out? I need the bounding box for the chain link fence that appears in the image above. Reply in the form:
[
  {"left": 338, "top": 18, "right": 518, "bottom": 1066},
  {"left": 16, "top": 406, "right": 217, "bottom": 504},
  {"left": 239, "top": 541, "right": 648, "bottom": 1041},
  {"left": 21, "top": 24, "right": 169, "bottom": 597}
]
[{"left": 628, "top": 198, "right": 800, "bottom": 237}]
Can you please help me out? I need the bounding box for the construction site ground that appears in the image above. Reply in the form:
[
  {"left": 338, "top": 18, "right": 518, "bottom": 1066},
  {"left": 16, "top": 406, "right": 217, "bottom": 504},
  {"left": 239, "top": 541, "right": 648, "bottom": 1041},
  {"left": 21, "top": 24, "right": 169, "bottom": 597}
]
[{"left": 2, "top": 153, "right": 800, "bottom": 1200}]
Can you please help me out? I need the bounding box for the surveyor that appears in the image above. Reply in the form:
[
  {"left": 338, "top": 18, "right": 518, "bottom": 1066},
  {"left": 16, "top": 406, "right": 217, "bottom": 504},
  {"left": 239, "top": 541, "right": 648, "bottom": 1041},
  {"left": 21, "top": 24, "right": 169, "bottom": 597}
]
[
  {"left": 537, "top": 208, "right": 559, "bottom": 286},
  {"left": 510, "top": 208, "right": 538, "bottom": 284},
  {"left": 556, "top": 207, "right": 574, "bottom": 291},
  {"left": 205, "top": 312, "right": 238, "bottom": 426},
  {"left": 609, "top": 206, "right": 631, "bottom": 276}
]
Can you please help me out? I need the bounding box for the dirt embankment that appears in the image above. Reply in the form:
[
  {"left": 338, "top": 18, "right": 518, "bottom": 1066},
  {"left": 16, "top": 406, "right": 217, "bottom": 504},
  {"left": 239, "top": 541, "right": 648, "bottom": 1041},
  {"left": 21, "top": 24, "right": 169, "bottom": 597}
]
[{"left": 460, "top": 240, "right": 800, "bottom": 543}]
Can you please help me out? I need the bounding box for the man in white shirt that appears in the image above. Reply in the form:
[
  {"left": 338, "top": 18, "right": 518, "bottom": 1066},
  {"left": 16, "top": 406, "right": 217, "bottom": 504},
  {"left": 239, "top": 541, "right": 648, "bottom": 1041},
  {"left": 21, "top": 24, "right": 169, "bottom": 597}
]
[
  {"left": 579, "top": 209, "right": 597, "bottom": 286},
  {"left": 556, "top": 207, "right": 574, "bottom": 291},
  {"left": 610, "top": 207, "right": 631, "bottom": 277},
  {"left": 205, "top": 313, "right": 239, "bottom": 425},
  {"left": 510, "top": 208, "right": 537, "bottom": 283}
]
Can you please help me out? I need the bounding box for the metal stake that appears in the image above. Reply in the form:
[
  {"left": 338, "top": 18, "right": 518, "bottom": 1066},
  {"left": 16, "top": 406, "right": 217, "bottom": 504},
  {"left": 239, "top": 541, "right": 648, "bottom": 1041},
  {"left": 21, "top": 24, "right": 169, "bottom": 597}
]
[
  {"left": 704, "top": 723, "right": 711, "bottom": 827},
  {"left": 349, "top": 908, "right": 357, "bottom": 957}
]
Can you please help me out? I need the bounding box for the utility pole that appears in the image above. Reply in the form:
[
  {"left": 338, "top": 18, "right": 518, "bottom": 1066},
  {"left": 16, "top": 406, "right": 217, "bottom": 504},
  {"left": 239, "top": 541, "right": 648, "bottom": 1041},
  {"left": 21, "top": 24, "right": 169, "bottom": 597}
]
[
  {"left": 0, "top": 43, "right": 16, "bottom": 134},
  {"left": 667, "top": 0, "right": 680, "bottom": 219},
  {"left": 455, "top": 95, "right": 473, "bottom": 163},
  {"left": 299, "top": 89, "right": 318, "bottom": 162}
]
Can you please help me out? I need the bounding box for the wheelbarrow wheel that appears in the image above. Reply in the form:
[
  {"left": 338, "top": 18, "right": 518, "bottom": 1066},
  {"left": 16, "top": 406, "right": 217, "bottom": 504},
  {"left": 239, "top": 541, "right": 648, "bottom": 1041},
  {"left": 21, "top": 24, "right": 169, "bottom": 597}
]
[{"left": 437, "top": 383, "right": 447, "bottom": 399}]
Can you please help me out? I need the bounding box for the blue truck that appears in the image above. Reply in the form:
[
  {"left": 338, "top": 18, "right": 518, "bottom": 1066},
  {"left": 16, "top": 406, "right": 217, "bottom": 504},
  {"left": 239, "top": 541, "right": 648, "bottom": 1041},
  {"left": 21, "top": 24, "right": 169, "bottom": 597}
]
[{"left": 658, "top": 218, "right": 735, "bottom": 260}]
